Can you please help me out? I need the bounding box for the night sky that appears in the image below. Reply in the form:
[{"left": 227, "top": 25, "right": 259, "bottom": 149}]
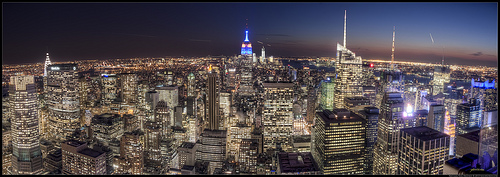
[{"left": 2, "top": 2, "right": 498, "bottom": 67}]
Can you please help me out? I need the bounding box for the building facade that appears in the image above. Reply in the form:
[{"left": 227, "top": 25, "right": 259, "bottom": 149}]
[
  {"left": 397, "top": 126, "right": 450, "bottom": 175},
  {"left": 9, "top": 75, "right": 43, "bottom": 175},
  {"left": 45, "top": 64, "right": 80, "bottom": 143}
]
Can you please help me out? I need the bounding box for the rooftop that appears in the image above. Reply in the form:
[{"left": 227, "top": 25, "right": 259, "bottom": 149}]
[
  {"left": 457, "top": 130, "right": 480, "bottom": 142},
  {"left": 278, "top": 152, "right": 319, "bottom": 173},
  {"left": 79, "top": 148, "right": 105, "bottom": 158},
  {"left": 180, "top": 142, "right": 196, "bottom": 149},
  {"left": 262, "top": 82, "right": 294, "bottom": 88},
  {"left": 316, "top": 109, "right": 365, "bottom": 124},
  {"left": 400, "top": 126, "right": 449, "bottom": 141}
]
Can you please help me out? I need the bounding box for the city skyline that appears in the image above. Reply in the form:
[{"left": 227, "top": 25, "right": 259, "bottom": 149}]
[{"left": 2, "top": 2, "right": 498, "bottom": 67}]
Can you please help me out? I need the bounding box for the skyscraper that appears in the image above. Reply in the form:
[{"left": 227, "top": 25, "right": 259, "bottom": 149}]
[
  {"left": 334, "top": 10, "right": 363, "bottom": 109},
  {"left": 431, "top": 66, "right": 451, "bottom": 96},
  {"left": 260, "top": 46, "right": 266, "bottom": 63},
  {"left": 9, "top": 75, "right": 43, "bottom": 175},
  {"left": 373, "top": 92, "right": 413, "bottom": 175},
  {"left": 470, "top": 79, "right": 497, "bottom": 112},
  {"left": 354, "top": 106, "right": 379, "bottom": 174},
  {"left": 44, "top": 52, "right": 51, "bottom": 77},
  {"left": 262, "top": 82, "right": 294, "bottom": 152},
  {"left": 206, "top": 65, "right": 221, "bottom": 130},
  {"left": 187, "top": 73, "right": 196, "bottom": 97},
  {"left": 46, "top": 64, "right": 80, "bottom": 143},
  {"left": 119, "top": 73, "right": 138, "bottom": 104},
  {"left": 119, "top": 130, "right": 144, "bottom": 175},
  {"left": 61, "top": 140, "right": 106, "bottom": 175},
  {"left": 101, "top": 73, "right": 119, "bottom": 106},
  {"left": 456, "top": 99, "right": 482, "bottom": 135},
  {"left": 427, "top": 104, "right": 446, "bottom": 132},
  {"left": 312, "top": 109, "right": 366, "bottom": 174},
  {"left": 240, "top": 20, "right": 252, "bottom": 56},
  {"left": 397, "top": 126, "right": 450, "bottom": 174},
  {"left": 319, "top": 78, "right": 335, "bottom": 111}
]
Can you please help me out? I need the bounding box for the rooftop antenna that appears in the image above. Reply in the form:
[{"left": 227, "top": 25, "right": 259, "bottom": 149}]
[
  {"left": 442, "top": 46, "right": 445, "bottom": 66},
  {"left": 244, "top": 19, "right": 249, "bottom": 42},
  {"left": 391, "top": 26, "right": 395, "bottom": 70},
  {"left": 343, "top": 10, "right": 347, "bottom": 47}
]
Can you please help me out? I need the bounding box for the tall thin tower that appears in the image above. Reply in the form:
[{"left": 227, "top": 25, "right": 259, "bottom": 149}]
[
  {"left": 343, "top": 10, "right": 347, "bottom": 47},
  {"left": 10, "top": 75, "right": 43, "bottom": 174},
  {"left": 44, "top": 52, "right": 52, "bottom": 77},
  {"left": 390, "top": 26, "right": 395, "bottom": 70}
]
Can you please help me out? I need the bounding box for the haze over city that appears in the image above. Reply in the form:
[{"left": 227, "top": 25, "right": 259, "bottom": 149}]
[{"left": 2, "top": 2, "right": 498, "bottom": 67}]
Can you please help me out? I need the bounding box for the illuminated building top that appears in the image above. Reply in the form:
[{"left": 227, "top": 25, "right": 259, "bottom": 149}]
[
  {"left": 471, "top": 78, "right": 495, "bottom": 89},
  {"left": 241, "top": 19, "right": 252, "bottom": 55}
]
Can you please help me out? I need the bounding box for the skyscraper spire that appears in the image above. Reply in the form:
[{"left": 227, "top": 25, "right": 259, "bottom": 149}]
[
  {"left": 244, "top": 19, "right": 249, "bottom": 42},
  {"left": 391, "top": 26, "right": 395, "bottom": 70},
  {"left": 44, "top": 50, "right": 52, "bottom": 77},
  {"left": 241, "top": 19, "right": 252, "bottom": 55},
  {"left": 343, "top": 10, "right": 347, "bottom": 47}
]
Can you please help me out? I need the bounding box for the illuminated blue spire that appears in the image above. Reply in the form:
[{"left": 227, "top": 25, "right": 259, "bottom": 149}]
[{"left": 244, "top": 30, "right": 249, "bottom": 42}]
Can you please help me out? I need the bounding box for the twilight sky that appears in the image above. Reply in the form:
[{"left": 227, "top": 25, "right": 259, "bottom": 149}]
[{"left": 2, "top": 2, "right": 498, "bottom": 67}]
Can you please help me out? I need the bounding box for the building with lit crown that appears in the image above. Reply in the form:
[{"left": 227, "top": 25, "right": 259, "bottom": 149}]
[
  {"left": 373, "top": 92, "right": 414, "bottom": 175},
  {"left": 9, "top": 75, "right": 43, "bottom": 175},
  {"left": 46, "top": 64, "right": 81, "bottom": 143}
]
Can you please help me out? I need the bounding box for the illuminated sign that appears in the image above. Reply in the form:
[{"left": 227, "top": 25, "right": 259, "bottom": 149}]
[{"left": 51, "top": 66, "right": 60, "bottom": 70}]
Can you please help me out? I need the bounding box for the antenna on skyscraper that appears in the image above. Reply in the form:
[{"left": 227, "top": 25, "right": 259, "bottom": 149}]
[
  {"left": 391, "top": 26, "right": 395, "bottom": 70},
  {"left": 442, "top": 46, "right": 445, "bottom": 66},
  {"left": 343, "top": 10, "right": 347, "bottom": 47}
]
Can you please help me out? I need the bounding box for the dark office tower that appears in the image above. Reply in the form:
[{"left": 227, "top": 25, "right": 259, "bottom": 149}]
[
  {"left": 186, "top": 96, "right": 196, "bottom": 117},
  {"left": 196, "top": 129, "right": 227, "bottom": 174},
  {"left": 344, "top": 96, "right": 370, "bottom": 110},
  {"left": 154, "top": 101, "right": 170, "bottom": 137},
  {"left": 262, "top": 82, "right": 294, "bottom": 152},
  {"left": 92, "top": 113, "right": 124, "bottom": 146},
  {"left": 470, "top": 79, "right": 497, "bottom": 112},
  {"left": 415, "top": 109, "right": 429, "bottom": 127},
  {"left": 397, "top": 126, "right": 450, "bottom": 175},
  {"left": 174, "top": 106, "right": 183, "bottom": 128},
  {"left": 119, "top": 130, "right": 144, "bottom": 175},
  {"left": 119, "top": 73, "right": 138, "bottom": 104},
  {"left": 92, "top": 143, "right": 114, "bottom": 175},
  {"left": 427, "top": 104, "right": 446, "bottom": 132},
  {"left": 354, "top": 107, "right": 379, "bottom": 174},
  {"left": 9, "top": 76, "right": 43, "bottom": 175},
  {"left": 46, "top": 64, "right": 80, "bottom": 143},
  {"left": 206, "top": 65, "right": 221, "bottom": 130},
  {"left": 143, "top": 120, "right": 162, "bottom": 173},
  {"left": 101, "top": 73, "right": 119, "bottom": 106},
  {"left": 123, "top": 114, "right": 140, "bottom": 132},
  {"left": 373, "top": 92, "right": 409, "bottom": 175},
  {"left": 362, "top": 86, "right": 377, "bottom": 106},
  {"left": 226, "top": 67, "right": 236, "bottom": 88},
  {"left": 456, "top": 99, "right": 482, "bottom": 135},
  {"left": 313, "top": 109, "right": 366, "bottom": 174}
]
